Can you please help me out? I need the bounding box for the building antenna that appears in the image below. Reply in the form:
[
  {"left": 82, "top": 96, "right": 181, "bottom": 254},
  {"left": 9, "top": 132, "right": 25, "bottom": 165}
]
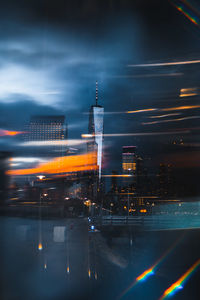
[{"left": 96, "top": 81, "right": 98, "bottom": 106}]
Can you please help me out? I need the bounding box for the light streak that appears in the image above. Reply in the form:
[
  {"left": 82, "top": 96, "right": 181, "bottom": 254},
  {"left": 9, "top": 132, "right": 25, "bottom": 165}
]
[
  {"left": 127, "top": 105, "right": 200, "bottom": 116},
  {"left": 7, "top": 152, "right": 98, "bottom": 176},
  {"left": 0, "top": 129, "right": 24, "bottom": 137},
  {"left": 119, "top": 235, "right": 184, "bottom": 299},
  {"left": 102, "top": 174, "right": 133, "bottom": 177},
  {"left": 136, "top": 268, "right": 154, "bottom": 281},
  {"left": 10, "top": 157, "right": 48, "bottom": 163},
  {"left": 128, "top": 59, "right": 200, "bottom": 67},
  {"left": 127, "top": 108, "right": 157, "bottom": 114},
  {"left": 20, "top": 139, "right": 89, "bottom": 147},
  {"left": 142, "top": 116, "right": 200, "bottom": 125},
  {"left": 161, "top": 105, "right": 200, "bottom": 111},
  {"left": 160, "top": 258, "right": 200, "bottom": 299},
  {"left": 175, "top": 4, "right": 199, "bottom": 26},
  {"left": 179, "top": 87, "right": 198, "bottom": 98},
  {"left": 149, "top": 113, "right": 181, "bottom": 119},
  {"left": 82, "top": 130, "right": 190, "bottom": 138},
  {"left": 180, "top": 93, "right": 197, "bottom": 97},
  {"left": 38, "top": 243, "right": 43, "bottom": 251}
]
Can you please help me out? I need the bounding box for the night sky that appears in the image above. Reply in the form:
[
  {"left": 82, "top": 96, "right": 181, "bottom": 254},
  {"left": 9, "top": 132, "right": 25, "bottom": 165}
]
[{"left": 0, "top": 0, "right": 200, "bottom": 181}]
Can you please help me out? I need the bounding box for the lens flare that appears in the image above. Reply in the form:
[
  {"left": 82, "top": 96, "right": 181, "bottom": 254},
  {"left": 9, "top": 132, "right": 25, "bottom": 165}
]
[
  {"left": 119, "top": 235, "right": 185, "bottom": 299},
  {"left": 136, "top": 268, "right": 154, "bottom": 281},
  {"left": 160, "top": 258, "right": 200, "bottom": 299},
  {"left": 175, "top": 3, "right": 199, "bottom": 26}
]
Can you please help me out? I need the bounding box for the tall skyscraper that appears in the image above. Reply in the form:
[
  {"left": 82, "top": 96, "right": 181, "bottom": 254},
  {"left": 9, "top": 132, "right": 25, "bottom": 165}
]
[{"left": 88, "top": 82, "right": 104, "bottom": 180}]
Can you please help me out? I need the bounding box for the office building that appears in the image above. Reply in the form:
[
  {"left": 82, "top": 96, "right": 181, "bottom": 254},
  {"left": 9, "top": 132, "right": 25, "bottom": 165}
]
[
  {"left": 88, "top": 82, "right": 104, "bottom": 180},
  {"left": 25, "top": 115, "right": 67, "bottom": 156},
  {"left": 122, "top": 146, "right": 137, "bottom": 175}
]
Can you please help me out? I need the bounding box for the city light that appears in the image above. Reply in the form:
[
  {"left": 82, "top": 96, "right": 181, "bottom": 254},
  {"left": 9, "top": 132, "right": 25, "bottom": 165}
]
[
  {"left": 127, "top": 108, "right": 157, "bottom": 114},
  {"left": 102, "top": 174, "right": 132, "bottom": 177},
  {"left": 179, "top": 88, "right": 198, "bottom": 98},
  {"left": 38, "top": 243, "right": 43, "bottom": 251},
  {"left": 0, "top": 129, "right": 24, "bottom": 137},
  {"left": 161, "top": 105, "right": 200, "bottom": 112}
]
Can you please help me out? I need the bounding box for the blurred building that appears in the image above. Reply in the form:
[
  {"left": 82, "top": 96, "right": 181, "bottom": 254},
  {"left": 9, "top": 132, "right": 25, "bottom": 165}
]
[
  {"left": 111, "top": 170, "right": 118, "bottom": 193},
  {"left": 88, "top": 82, "right": 104, "bottom": 180},
  {"left": 122, "top": 146, "right": 137, "bottom": 175},
  {"left": 0, "top": 152, "right": 10, "bottom": 204},
  {"left": 25, "top": 115, "right": 67, "bottom": 156},
  {"left": 158, "top": 163, "right": 174, "bottom": 198}
]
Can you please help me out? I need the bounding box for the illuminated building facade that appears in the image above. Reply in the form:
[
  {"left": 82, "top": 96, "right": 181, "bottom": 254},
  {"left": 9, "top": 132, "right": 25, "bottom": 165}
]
[
  {"left": 88, "top": 82, "right": 104, "bottom": 179},
  {"left": 122, "top": 146, "right": 137, "bottom": 176}
]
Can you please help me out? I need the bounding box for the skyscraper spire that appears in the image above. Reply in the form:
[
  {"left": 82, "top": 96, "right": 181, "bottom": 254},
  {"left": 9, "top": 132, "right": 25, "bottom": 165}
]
[{"left": 95, "top": 80, "right": 98, "bottom": 106}]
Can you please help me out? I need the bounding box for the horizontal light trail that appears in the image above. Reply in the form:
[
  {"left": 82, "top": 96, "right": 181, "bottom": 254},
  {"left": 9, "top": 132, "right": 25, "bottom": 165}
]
[
  {"left": 127, "top": 108, "right": 157, "bottom": 114},
  {"left": 142, "top": 116, "right": 200, "bottom": 125},
  {"left": 102, "top": 174, "right": 133, "bottom": 177},
  {"left": 0, "top": 129, "right": 24, "bottom": 137},
  {"left": 20, "top": 139, "right": 89, "bottom": 147},
  {"left": 149, "top": 113, "right": 181, "bottom": 119},
  {"left": 180, "top": 93, "right": 197, "bottom": 97},
  {"left": 9, "top": 157, "right": 48, "bottom": 163},
  {"left": 128, "top": 59, "right": 200, "bottom": 68},
  {"left": 82, "top": 130, "right": 190, "bottom": 139},
  {"left": 7, "top": 152, "right": 97, "bottom": 176},
  {"left": 160, "top": 258, "right": 200, "bottom": 299},
  {"left": 161, "top": 105, "right": 200, "bottom": 112}
]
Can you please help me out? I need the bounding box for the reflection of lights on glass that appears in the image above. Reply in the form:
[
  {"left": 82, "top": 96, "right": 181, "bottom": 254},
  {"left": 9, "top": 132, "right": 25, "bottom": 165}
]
[
  {"left": 44, "top": 263, "right": 47, "bottom": 269},
  {"left": 67, "top": 266, "right": 70, "bottom": 274},
  {"left": 88, "top": 269, "right": 91, "bottom": 278},
  {"left": 91, "top": 225, "right": 95, "bottom": 230},
  {"left": 95, "top": 272, "right": 97, "bottom": 280},
  {"left": 43, "top": 193, "right": 48, "bottom": 197},
  {"left": 38, "top": 243, "right": 43, "bottom": 251},
  {"left": 65, "top": 197, "right": 70, "bottom": 200}
]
